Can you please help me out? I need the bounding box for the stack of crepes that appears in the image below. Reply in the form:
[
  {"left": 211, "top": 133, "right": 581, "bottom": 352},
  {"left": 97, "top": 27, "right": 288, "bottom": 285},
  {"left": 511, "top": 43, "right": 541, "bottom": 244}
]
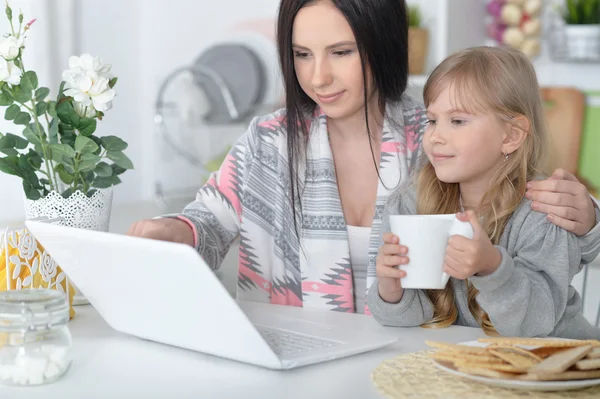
[
  {"left": 0, "top": 228, "right": 75, "bottom": 319},
  {"left": 428, "top": 337, "right": 600, "bottom": 381}
]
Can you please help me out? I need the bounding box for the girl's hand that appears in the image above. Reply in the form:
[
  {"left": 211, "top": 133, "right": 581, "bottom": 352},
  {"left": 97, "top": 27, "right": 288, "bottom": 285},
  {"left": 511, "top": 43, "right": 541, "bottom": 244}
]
[
  {"left": 444, "top": 211, "right": 502, "bottom": 279},
  {"left": 376, "top": 233, "right": 409, "bottom": 304},
  {"left": 526, "top": 169, "right": 597, "bottom": 236}
]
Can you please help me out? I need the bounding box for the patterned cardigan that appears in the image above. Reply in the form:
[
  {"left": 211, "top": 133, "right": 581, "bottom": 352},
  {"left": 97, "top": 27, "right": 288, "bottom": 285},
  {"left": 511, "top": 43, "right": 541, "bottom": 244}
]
[
  {"left": 175, "top": 96, "right": 426, "bottom": 313},
  {"left": 174, "top": 95, "right": 600, "bottom": 314}
]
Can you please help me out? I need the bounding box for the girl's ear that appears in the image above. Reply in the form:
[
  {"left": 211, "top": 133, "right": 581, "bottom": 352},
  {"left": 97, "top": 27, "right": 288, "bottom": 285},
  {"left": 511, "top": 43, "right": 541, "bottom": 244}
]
[{"left": 503, "top": 115, "right": 529, "bottom": 155}]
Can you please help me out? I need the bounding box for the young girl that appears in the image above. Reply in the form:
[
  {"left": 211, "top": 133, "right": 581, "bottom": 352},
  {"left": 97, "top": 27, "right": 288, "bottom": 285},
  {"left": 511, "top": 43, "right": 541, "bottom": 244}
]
[{"left": 368, "top": 46, "right": 599, "bottom": 339}]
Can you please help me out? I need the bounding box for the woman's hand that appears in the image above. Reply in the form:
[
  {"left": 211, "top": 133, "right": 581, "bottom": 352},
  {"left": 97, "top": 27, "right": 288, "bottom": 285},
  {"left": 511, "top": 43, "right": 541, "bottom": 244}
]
[
  {"left": 127, "top": 218, "right": 195, "bottom": 246},
  {"left": 526, "top": 169, "right": 597, "bottom": 236},
  {"left": 376, "top": 233, "right": 409, "bottom": 304},
  {"left": 444, "top": 212, "right": 502, "bottom": 279}
]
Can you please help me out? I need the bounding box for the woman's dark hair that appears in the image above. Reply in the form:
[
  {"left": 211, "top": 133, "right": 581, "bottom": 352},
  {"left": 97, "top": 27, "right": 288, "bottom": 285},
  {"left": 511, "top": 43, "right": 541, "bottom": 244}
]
[{"left": 276, "top": 0, "right": 409, "bottom": 234}]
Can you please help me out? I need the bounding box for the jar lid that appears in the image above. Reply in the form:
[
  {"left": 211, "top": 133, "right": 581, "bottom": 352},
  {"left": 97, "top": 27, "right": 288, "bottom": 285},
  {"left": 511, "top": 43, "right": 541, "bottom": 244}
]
[{"left": 0, "top": 289, "right": 69, "bottom": 332}]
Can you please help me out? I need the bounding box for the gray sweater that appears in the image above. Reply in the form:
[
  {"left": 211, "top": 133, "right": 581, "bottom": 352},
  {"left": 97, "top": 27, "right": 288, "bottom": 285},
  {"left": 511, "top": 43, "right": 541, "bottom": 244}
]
[{"left": 367, "top": 185, "right": 600, "bottom": 339}]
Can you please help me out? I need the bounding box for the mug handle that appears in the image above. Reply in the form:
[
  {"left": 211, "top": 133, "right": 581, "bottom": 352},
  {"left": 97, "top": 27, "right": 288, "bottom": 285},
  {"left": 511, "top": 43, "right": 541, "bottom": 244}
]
[
  {"left": 449, "top": 217, "right": 474, "bottom": 239},
  {"left": 441, "top": 218, "right": 474, "bottom": 286}
]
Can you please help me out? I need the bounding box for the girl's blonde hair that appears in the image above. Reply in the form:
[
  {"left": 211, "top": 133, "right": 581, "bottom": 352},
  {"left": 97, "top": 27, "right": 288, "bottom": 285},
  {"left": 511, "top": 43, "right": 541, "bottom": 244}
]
[{"left": 418, "top": 46, "right": 549, "bottom": 335}]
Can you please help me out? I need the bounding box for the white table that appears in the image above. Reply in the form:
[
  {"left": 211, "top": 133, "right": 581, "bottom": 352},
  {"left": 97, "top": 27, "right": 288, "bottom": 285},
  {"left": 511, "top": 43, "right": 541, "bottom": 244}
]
[{"left": 0, "top": 305, "right": 485, "bottom": 399}]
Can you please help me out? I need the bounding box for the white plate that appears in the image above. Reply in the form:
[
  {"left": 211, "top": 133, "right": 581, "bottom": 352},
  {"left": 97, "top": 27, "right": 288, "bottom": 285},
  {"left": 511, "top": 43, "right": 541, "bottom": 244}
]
[{"left": 432, "top": 340, "right": 600, "bottom": 392}]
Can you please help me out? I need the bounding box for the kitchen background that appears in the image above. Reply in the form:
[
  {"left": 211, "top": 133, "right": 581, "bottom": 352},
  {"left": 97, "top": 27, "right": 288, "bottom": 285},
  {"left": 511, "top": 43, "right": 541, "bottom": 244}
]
[{"left": 0, "top": 0, "right": 599, "bottom": 322}]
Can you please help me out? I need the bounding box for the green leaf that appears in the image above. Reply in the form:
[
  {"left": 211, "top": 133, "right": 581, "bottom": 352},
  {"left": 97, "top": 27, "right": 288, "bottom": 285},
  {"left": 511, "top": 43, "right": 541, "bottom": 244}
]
[
  {"left": 94, "top": 161, "right": 112, "bottom": 177},
  {"left": 56, "top": 101, "right": 80, "bottom": 128},
  {"left": 108, "top": 77, "right": 118, "bottom": 88},
  {"left": 17, "top": 156, "right": 39, "bottom": 188},
  {"left": 0, "top": 90, "right": 12, "bottom": 106},
  {"left": 58, "top": 81, "right": 66, "bottom": 99},
  {"left": 61, "top": 187, "right": 74, "bottom": 199},
  {"left": 83, "top": 170, "right": 95, "bottom": 183},
  {"left": 35, "top": 87, "right": 50, "bottom": 102},
  {"left": 89, "top": 136, "right": 103, "bottom": 155},
  {"left": 55, "top": 164, "right": 74, "bottom": 184},
  {"left": 0, "top": 148, "right": 18, "bottom": 156},
  {"left": 35, "top": 102, "right": 48, "bottom": 117},
  {"left": 14, "top": 112, "right": 31, "bottom": 125},
  {"left": 20, "top": 71, "right": 39, "bottom": 92},
  {"left": 47, "top": 101, "right": 57, "bottom": 118},
  {"left": 5, "top": 104, "right": 20, "bottom": 120},
  {"left": 12, "top": 133, "right": 28, "bottom": 149},
  {"left": 23, "top": 180, "right": 42, "bottom": 200},
  {"left": 100, "top": 136, "right": 128, "bottom": 152},
  {"left": 0, "top": 156, "right": 21, "bottom": 177},
  {"left": 75, "top": 136, "right": 99, "bottom": 154},
  {"left": 58, "top": 122, "right": 74, "bottom": 135},
  {"left": 93, "top": 175, "right": 121, "bottom": 189},
  {"left": 111, "top": 164, "right": 127, "bottom": 176},
  {"left": 78, "top": 118, "right": 97, "bottom": 136},
  {"left": 49, "top": 143, "right": 76, "bottom": 163},
  {"left": 62, "top": 158, "right": 75, "bottom": 174},
  {"left": 78, "top": 153, "right": 101, "bottom": 172},
  {"left": 0, "top": 132, "right": 28, "bottom": 150},
  {"left": 22, "top": 125, "right": 42, "bottom": 147},
  {"left": 26, "top": 149, "right": 42, "bottom": 169},
  {"left": 107, "top": 150, "right": 134, "bottom": 170},
  {"left": 48, "top": 118, "right": 59, "bottom": 144},
  {"left": 13, "top": 86, "right": 32, "bottom": 103},
  {"left": 60, "top": 130, "right": 76, "bottom": 148}
]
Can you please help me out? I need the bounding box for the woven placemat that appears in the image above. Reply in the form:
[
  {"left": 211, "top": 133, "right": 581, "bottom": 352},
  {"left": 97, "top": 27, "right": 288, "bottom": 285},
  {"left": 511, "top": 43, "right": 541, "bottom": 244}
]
[{"left": 371, "top": 350, "right": 600, "bottom": 399}]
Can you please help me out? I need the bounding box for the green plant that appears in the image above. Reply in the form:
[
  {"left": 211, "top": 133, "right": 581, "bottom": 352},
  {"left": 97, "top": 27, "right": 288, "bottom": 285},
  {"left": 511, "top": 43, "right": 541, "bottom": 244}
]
[
  {"left": 563, "top": 0, "right": 600, "bottom": 24},
  {"left": 408, "top": 5, "right": 422, "bottom": 28},
  {"left": 0, "top": 3, "right": 133, "bottom": 200}
]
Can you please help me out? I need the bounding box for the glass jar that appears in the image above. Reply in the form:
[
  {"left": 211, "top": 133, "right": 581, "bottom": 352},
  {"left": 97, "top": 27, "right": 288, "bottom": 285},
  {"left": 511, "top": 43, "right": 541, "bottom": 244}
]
[{"left": 0, "top": 289, "right": 72, "bottom": 386}]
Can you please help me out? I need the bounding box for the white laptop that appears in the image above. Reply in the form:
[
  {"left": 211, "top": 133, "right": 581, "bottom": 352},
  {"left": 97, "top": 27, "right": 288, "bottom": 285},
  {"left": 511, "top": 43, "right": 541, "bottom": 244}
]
[{"left": 25, "top": 220, "right": 398, "bottom": 370}]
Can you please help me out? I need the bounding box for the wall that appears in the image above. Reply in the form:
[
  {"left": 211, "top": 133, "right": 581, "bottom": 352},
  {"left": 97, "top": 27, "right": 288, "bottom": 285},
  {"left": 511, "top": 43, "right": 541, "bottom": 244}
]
[{"left": 0, "top": 0, "right": 281, "bottom": 222}]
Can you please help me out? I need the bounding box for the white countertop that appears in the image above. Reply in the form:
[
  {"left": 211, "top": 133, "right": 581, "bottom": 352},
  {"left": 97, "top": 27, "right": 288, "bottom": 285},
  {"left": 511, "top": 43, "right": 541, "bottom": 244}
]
[{"left": 0, "top": 305, "right": 486, "bottom": 399}]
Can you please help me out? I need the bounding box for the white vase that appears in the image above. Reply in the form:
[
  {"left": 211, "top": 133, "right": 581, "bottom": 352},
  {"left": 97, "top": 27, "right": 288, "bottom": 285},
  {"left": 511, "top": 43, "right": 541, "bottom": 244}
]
[
  {"left": 564, "top": 25, "right": 600, "bottom": 60},
  {"left": 24, "top": 187, "right": 114, "bottom": 305}
]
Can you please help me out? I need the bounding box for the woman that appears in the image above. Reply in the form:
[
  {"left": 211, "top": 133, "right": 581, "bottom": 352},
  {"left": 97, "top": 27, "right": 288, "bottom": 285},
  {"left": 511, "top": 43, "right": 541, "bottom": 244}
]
[{"left": 128, "top": 0, "right": 600, "bottom": 314}]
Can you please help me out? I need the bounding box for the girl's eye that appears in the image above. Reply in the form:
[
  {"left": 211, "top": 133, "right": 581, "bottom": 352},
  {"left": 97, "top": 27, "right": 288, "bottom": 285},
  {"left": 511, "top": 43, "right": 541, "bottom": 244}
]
[
  {"left": 333, "top": 50, "right": 352, "bottom": 56},
  {"left": 452, "top": 119, "right": 466, "bottom": 125},
  {"left": 294, "top": 51, "right": 310, "bottom": 59},
  {"left": 426, "top": 119, "right": 436, "bottom": 126}
]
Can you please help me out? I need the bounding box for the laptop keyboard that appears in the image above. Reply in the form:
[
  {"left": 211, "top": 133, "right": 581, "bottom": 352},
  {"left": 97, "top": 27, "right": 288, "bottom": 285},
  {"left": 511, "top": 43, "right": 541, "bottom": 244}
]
[{"left": 255, "top": 326, "right": 342, "bottom": 356}]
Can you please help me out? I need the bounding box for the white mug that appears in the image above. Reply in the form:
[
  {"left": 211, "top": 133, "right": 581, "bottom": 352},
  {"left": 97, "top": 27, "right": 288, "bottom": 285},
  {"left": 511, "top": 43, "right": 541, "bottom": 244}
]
[{"left": 388, "top": 214, "right": 473, "bottom": 289}]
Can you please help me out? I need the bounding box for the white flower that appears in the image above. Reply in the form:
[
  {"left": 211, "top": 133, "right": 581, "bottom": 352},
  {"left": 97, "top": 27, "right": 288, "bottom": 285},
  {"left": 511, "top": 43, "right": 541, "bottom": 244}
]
[
  {"left": 67, "top": 53, "right": 111, "bottom": 75},
  {"left": 62, "top": 53, "right": 116, "bottom": 116},
  {"left": 0, "top": 58, "right": 22, "bottom": 85},
  {"left": 73, "top": 101, "right": 97, "bottom": 118},
  {"left": 0, "top": 35, "right": 23, "bottom": 61}
]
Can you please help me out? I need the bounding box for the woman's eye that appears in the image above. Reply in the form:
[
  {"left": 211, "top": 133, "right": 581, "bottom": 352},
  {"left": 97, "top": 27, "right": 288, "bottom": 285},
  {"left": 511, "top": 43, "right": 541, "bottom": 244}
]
[
  {"left": 333, "top": 50, "right": 352, "bottom": 56},
  {"left": 426, "top": 119, "right": 436, "bottom": 126},
  {"left": 294, "top": 51, "right": 310, "bottom": 59}
]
